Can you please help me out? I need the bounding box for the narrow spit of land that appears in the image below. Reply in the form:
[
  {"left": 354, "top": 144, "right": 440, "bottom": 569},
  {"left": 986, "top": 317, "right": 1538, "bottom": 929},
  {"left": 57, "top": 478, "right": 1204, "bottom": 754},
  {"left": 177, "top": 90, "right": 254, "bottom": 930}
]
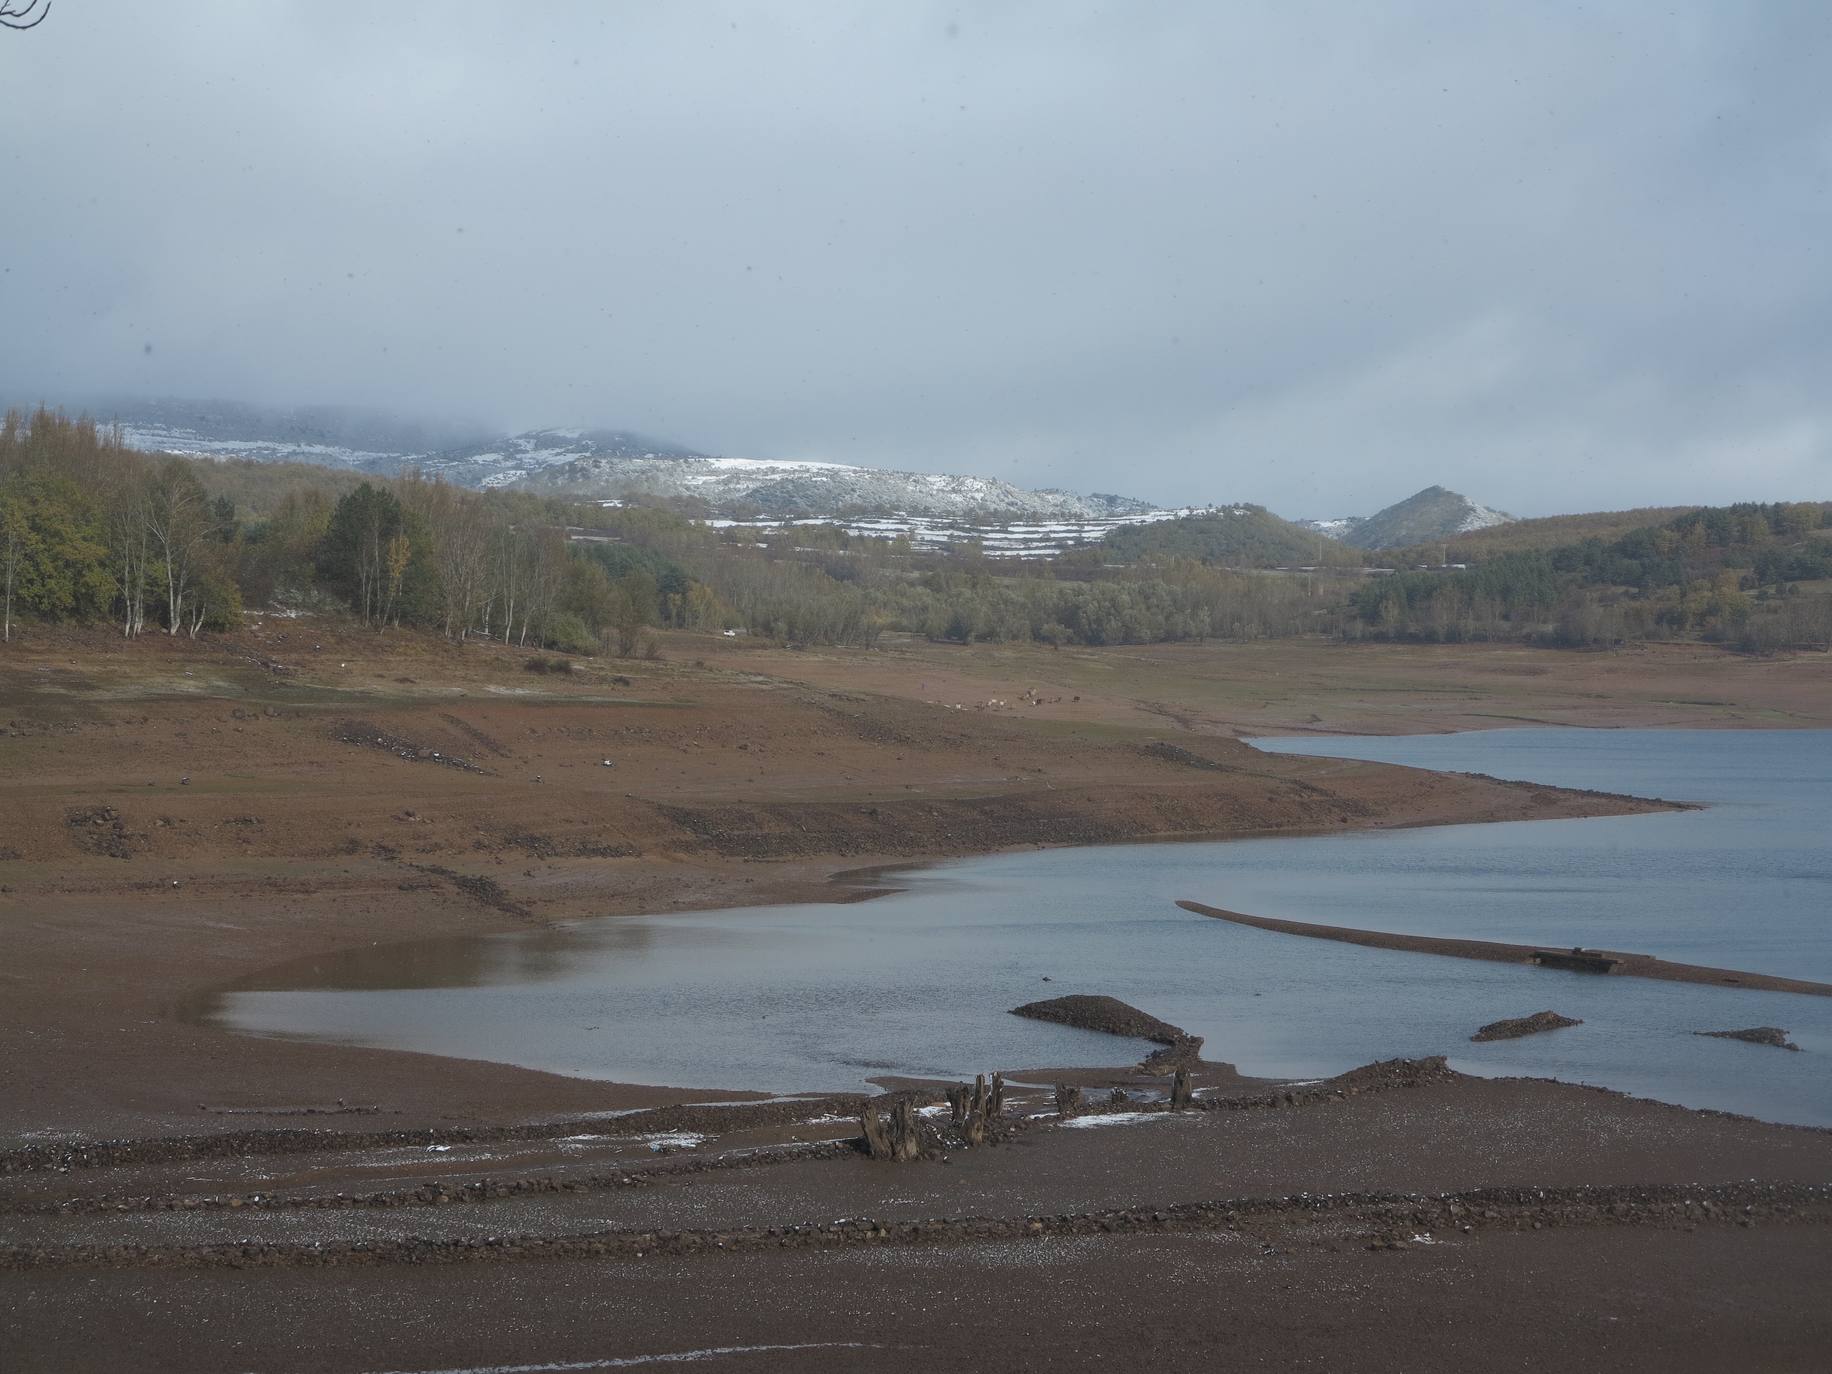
[{"left": 1176, "top": 900, "right": 1832, "bottom": 997}]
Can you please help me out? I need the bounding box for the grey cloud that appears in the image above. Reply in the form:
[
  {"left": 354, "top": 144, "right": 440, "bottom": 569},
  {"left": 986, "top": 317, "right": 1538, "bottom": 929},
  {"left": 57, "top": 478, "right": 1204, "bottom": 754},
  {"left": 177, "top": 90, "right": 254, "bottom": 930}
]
[{"left": 3, "top": 0, "right": 1828, "bottom": 516}]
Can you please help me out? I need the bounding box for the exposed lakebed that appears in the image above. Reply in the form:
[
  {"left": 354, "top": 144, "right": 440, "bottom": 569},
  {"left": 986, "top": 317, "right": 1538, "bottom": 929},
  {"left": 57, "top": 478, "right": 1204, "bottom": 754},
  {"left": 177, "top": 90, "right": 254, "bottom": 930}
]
[{"left": 205, "top": 729, "right": 1832, "bottom": 1125}]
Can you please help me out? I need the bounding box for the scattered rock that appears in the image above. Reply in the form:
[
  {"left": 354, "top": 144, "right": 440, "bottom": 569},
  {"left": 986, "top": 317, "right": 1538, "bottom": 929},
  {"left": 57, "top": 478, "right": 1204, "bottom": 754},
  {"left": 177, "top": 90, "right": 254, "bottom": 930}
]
[
  {"left": 63, "top": 806, "right": 141, "bottom": 860},
  {"left": 1695, "top": 1027, "right": 1801, "bottom": 1052},
  {"left": 332, "top": 720, "right": 490, "bottom": 775},
  {"left": 1471, "top": 1010, "right": 1582, "bottom": 1042}
]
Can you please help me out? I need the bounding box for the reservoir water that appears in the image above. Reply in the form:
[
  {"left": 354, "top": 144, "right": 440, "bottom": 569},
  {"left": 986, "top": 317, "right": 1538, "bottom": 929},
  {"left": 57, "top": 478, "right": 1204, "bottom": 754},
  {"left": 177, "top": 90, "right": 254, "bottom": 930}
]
[{"left": 208, "top": 729, "right": 1832, "bottom": 1125}]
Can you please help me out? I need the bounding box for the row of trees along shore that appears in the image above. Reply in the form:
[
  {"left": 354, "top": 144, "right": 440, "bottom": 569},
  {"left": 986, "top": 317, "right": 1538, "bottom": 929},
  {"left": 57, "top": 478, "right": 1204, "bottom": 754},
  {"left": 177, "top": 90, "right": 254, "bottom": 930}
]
[
  {"left": 4, "top": 407, "right": 1829, "bottom": 654},
  {"left": 0, "top": 408, "right": 1334, "bottom": 651}
]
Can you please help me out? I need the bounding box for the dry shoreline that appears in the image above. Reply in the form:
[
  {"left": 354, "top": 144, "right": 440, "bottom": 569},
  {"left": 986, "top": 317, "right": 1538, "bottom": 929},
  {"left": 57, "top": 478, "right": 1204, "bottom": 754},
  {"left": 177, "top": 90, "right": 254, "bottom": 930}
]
[
  {"left": 0, "top": 624, "right": 1707, "bottom": 1145},
  {"left": 7, "top": 628, "right": 1831, "bottom": 1370}
]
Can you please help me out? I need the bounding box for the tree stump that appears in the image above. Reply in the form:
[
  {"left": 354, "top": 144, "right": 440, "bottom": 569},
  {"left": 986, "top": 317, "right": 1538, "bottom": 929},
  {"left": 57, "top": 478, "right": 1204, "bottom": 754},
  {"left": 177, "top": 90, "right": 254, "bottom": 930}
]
[
  {"left": 1170, "top": 1066, "right": 1193, "bottom": 1110},
  {"left": 861, "top": 1097, "right": 923, "bottom": 1162},
  {"left": 949, "top": 1072, "right": 1007, "bottom": 1146},
  {"left": 1055, "top": 1083, "right": 1083, "bottom": 1118}
]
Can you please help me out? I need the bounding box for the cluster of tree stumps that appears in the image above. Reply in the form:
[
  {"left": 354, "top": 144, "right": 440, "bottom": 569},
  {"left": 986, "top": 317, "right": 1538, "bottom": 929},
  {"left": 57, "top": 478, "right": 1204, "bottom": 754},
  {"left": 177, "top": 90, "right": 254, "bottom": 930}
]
[
  {"left": 859, "top": 1097, "right": 927, "bottom": 1163},
  {"left": 860, "top": 1073, "right": 1014, "bottom": 1162},
  {"left": 861, "top": 1055, "right": 1197, "bottom": 1161},
  {"left": 947, "top": 1073, "right": 1006, "bottom": 1146},
  {"left": 1056, "top": 1066, "right": 1194, "bottom": 1119}
]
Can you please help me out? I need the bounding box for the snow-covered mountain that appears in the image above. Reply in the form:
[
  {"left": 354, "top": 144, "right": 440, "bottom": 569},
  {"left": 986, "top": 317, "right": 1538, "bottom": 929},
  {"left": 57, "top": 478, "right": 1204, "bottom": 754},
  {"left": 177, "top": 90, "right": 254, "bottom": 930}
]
[
  {"left": 98, "top": 400, "right": 1156, "bottom": 521},
  {"left": 1298, "top": 486, "right": 1514, "bottom": 550},
  {"left": 505, "top": 441, "right": 1153, "bottom": 519},
  {"left": 411, "top": 428, "right": 708, "bottom": 488}
]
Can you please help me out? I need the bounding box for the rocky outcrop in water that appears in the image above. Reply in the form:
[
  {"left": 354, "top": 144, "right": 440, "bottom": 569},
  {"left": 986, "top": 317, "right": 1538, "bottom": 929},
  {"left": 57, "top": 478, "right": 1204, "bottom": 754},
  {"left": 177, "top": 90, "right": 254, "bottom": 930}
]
[
  {"left": 1011, "top": 995, "right": 1186, "bottom": 1044},
  {"left": 1011, "top": 994, "right": 1204, "bottom": 1074},
  {"left": 1471, "top": 1010, "right": 1582, "bottom": 1042},
  {"left": 1695, "top": 1027, "right": 1801, "bottom": 1052}
]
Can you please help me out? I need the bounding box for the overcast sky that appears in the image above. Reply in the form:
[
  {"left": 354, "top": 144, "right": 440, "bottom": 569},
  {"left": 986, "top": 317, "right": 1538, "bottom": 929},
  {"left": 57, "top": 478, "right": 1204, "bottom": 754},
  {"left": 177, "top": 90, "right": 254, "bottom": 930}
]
[{"left": 5, "top": 2, "right": 1829, "bottom": 517}]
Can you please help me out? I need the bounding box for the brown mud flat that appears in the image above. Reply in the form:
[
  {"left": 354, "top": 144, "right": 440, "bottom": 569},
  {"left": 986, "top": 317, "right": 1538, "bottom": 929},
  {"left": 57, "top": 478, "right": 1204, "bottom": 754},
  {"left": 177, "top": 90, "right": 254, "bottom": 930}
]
[
  {"left": 680, "top": 633, "right": 1832, "bottom": 738},
  {"left": 10, "top": 1179, "right": 1829, "bottom": 1273},
  {"left": 5, "top": 1062, "right": 1832, "bottom": 1372},
  {"left": 1177, "top": 900, "right": 1832, "bottom": 997}
]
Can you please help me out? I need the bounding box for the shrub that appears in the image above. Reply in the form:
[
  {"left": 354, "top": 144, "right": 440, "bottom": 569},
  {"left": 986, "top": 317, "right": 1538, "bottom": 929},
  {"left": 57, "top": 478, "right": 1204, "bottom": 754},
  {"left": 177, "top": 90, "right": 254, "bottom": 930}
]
[{"left": 541, "top": 612, "right": 597, "bottom": 656}]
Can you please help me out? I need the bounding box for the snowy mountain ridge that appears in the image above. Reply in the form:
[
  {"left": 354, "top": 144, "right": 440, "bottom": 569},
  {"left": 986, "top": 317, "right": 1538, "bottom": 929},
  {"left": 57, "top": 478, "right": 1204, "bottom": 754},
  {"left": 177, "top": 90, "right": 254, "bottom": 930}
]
[
  {"left": 510, "top": 442, "right": 1155, "bottom": 519},
  {"left": 108, "top": 405, "right": 1156, "bottom": 521}
]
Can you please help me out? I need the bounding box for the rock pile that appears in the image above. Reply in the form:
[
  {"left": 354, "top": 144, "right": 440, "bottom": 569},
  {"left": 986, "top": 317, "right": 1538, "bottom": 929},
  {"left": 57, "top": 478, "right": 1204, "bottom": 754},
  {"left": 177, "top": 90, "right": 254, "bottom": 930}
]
[{"left": 1471, "top": 1011, "right": 1582, "bottom": 1042}]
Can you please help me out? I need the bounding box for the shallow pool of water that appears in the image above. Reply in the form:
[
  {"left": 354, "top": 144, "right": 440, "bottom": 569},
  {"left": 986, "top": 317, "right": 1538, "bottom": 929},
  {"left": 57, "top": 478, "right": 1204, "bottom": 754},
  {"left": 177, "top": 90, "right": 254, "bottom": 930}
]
[{"left": 208, "top": 729, "right": 1832, "bottom": 1124}]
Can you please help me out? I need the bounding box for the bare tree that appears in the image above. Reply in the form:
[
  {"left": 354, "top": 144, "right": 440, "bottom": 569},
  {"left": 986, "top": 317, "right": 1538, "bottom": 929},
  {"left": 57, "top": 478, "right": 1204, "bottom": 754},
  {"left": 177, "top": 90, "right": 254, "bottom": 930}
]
[
  {"left": 142, "top": 458, "right": 211, "bottom": 635},
  {"left": 0, "top": 488, "right": 23, "bottom": 643},
  {"left": 521, "top": 528, "right": 568, "bottom": 646},
  {"left": 103, "top": 463, "right": 153, "bottom": 637},
  {"left": 402, "top": 476, "right": 492, "bottom": 641}
]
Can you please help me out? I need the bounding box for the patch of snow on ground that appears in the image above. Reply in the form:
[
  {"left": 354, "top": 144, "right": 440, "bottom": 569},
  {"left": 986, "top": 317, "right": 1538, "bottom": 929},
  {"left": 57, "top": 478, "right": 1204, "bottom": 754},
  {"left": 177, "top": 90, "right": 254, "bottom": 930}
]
[
  {"left": 1059, "top": 1111, "right": 1168, "bottom": 1129},
  {"left": 1300, "top": 516, "right": 1362, "bottom": 536},
  {"left": 643, "top": 1132, "right": 709, "bottom": 1151},
  {"left": 696, "top": 506, "right": 1198, "bottom": 558},
  {"left": 700, "top": 456, "right": 862, "bottom": 473},
  {"left": 1455, "top": 502, "right": 1512, "bottom": 532}
]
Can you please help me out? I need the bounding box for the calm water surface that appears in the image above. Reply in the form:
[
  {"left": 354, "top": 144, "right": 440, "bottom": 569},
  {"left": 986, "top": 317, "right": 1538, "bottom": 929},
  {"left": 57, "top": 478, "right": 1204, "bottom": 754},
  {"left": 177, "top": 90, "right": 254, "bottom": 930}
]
[{"left": 211, "top": 729, "right": 1832, "bottom": 1124}]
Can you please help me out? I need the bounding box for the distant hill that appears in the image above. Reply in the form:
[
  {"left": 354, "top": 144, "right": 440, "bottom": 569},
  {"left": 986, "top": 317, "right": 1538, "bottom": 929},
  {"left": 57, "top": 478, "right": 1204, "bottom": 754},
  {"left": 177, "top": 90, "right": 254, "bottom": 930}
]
[
  {"left": 1103, "top": 504, "right": 1353, "bottom": 567},
  {"left": 412, "top": 428, "right": 708, "bottom": 488},
  {"left": 1351, "top": 500, "right": 1832, "bottom": 648},
  {"left": 71, "top": 396, "right": 1157, "bottom": 523},
  {"left": 1316, "top": 486, "right": 1514, "bottom": 551},
  {"left": 48, "top": 395, "right": 493, "bottom": 469}
]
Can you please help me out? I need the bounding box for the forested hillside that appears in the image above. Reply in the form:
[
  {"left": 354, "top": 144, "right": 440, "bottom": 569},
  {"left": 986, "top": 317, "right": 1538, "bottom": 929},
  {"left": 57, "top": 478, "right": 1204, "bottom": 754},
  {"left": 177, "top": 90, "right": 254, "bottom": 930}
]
[
  {"left": 1102, "top": 505, "right": 1361, "bottom": 567},
  {"left": 1354, "top": 502, "right": 1832, "bottom": 650},
  {"left": 1383, "top": 506, "right": 1699, "bottom": 564},
  {"left": 0, "top": 409, "right": 1332, "bottom": 652},
  {"left": 7, "top": 408, "right": 1826, "bottom": 657}
]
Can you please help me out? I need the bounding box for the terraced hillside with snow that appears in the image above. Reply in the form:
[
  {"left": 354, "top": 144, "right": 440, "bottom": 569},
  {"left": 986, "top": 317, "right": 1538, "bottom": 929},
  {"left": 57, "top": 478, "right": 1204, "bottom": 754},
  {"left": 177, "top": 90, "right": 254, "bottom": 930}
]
[
  {"left": 701, "top": 507, "right": 1213, "bottom": 559},
  {"left": 524, "top": 444, "right": 1154, "bottom": 520},
  {"left": 101, "top": 401, "right": 1158, "bottom": 523}
]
